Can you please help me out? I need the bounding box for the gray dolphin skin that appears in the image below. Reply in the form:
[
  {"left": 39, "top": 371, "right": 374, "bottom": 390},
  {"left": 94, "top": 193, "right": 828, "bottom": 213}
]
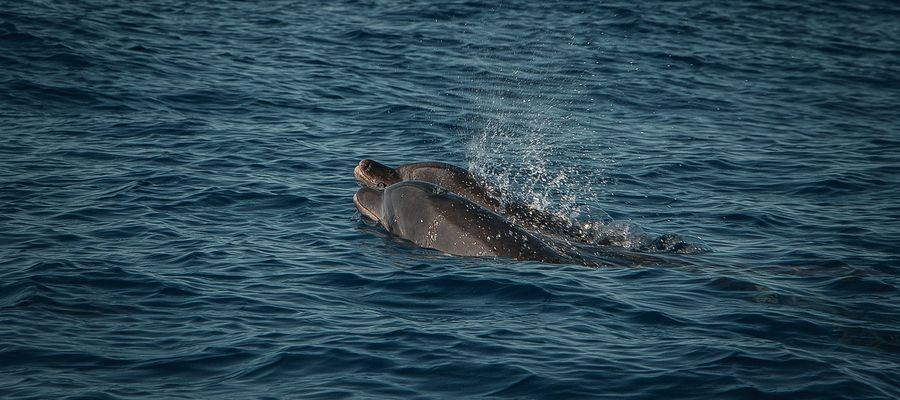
[
  {"left": 353, "top": 181, "right": 564, "bottom": 262},
  {"left": 354, "top": 159, "right": 590, "bottom": 243},
  {"left": 354, "top": 159, "right": 502, "bottom": 211}
]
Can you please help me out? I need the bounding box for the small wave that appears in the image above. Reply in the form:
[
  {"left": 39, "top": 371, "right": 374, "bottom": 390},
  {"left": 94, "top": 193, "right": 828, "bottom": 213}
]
[
  {"left": 1, "top": 344, "right": 131, "bottom": 370},
  {"left": 340, "top": 28, "right": 405, "bottom": 42},
  {"left": 5, "top": 78, "right": 106, "bottom": 107},
  {"left": 162, "top": 186, "right": 310, "bottom": 212},
  {"left": 822, "top": 275, "right": 897, "bottom": 295},
  {"left": 0, "top": 22, "right": 43, "bottom": 44},
  {"left": 363, "top": 273, "right": 555, "bottom": 307},
  {"left": 133, "top": 348, "right": 258, "bottom": 379},
  {"left": 127, "top": 44, "right": 157, "bottom": 53},
  {"left": 378, "top": 2, "right": 489, "bottom": 21},
  {"left": 705, "top": 276, "right": 767, "bottom": 292},
  {"left": 43, "top": 51, "right": 94, "bottom": 68},
  {"left": 787, "top": 174, "right": 891, "bottom": 197},
  {"left": 234, "top": 346, "right": 397, "bottom": 382},
  {"left": 50, "top": 205, "right": 135, "bottom": 223},
  {"left": 840, "top": 326, "right": 900, "bottom": 353}
]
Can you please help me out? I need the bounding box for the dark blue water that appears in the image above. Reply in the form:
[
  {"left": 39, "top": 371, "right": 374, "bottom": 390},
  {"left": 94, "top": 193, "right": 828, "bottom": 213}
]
[{"left": 2, "top": 0, "right": 899, "bottom": 398}]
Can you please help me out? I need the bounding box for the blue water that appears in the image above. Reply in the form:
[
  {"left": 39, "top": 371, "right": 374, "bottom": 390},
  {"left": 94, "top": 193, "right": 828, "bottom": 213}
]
[{"left": 2, "top": 0, "right": 899, "bottom": 398}]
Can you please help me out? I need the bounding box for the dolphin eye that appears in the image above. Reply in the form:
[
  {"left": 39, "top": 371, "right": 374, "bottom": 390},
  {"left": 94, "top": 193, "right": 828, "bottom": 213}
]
[{"left": 377, "top": 182, "right": 386, "bottom": 189}]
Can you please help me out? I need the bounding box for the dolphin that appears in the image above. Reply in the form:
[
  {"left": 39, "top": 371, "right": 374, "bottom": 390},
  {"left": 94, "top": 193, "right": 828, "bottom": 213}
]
[
  {"left": 353, "top": 180, "right": 565, "bottom": 262},
  {"left": 353, "top": 159, "right": 595, "bottom": 244}
]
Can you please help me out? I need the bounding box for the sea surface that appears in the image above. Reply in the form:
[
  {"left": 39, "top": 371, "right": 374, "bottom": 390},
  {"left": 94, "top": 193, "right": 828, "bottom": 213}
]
[{"left": 2, "top": 0, "right": 899, "bottom": 398}]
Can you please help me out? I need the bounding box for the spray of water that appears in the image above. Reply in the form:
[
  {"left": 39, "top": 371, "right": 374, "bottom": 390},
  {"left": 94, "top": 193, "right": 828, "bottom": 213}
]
[
  {"left": 456, "top": 28, "right": 706, "bottom": 254},
  {"left": 462, "top": 71, "right": 703, "bottom": 254},
  {"left": 462, "top": 69, "right": 610, "bottom": 237},
  {"left": 468, "top": 119, "right": 701, "bottom": 254}
]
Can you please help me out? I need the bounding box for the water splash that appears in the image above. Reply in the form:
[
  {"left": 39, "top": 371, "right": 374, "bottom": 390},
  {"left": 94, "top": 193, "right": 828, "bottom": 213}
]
[
  {"left": 465, "top": 76, "right": 606, "bottom": 215},
  {"left": 462, "top": 70, "right": 704, "bottom": 254}
]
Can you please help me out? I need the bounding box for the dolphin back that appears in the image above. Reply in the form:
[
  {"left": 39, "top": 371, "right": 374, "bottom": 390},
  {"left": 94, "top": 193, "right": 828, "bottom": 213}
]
[
  {"left": 396, "top": 162, "right": 503, "bottom": 212},
  {"left": 381, "top": 181, "right": 561, "bottom": 261}
]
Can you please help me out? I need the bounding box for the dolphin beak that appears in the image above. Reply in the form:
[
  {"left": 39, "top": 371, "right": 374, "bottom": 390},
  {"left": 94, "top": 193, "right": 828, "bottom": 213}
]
[
  {"left": 353, "top": 190, "right": 380, "bottom": 223},
  {"left": 354, "top": 159, "right": 376, "bottom": 187},
  {"left": 353, "top": 163, "right": 365, "bottom": 186}
]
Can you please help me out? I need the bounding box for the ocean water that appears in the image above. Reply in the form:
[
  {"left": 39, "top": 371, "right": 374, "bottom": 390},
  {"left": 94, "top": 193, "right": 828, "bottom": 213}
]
[{"left": 2, "top": 0, "right": 899, "bottom": 398}]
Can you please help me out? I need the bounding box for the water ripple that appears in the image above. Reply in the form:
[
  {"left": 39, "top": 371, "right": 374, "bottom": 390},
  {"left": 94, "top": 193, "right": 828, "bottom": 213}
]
[{"left": 2, "top": 0, "right": 899, "bottom": 399}]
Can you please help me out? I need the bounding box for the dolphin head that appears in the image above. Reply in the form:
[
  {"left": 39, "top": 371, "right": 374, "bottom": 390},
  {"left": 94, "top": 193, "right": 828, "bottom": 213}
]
[
  {"left": 354, "top": 159, "right": 402, "bottom": 189},
  {"left": 353, "top": 187, "right": 384, "bottom": 223}
]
